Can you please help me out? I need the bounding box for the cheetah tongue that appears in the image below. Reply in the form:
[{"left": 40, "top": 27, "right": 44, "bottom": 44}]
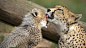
[{"left": 46, "top": 15, "right": 49, "bottom": 26}]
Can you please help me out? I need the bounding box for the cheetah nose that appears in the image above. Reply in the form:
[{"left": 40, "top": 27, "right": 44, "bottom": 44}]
[{"left": 47, "top": 9, "right": 51, "bottom": 12}]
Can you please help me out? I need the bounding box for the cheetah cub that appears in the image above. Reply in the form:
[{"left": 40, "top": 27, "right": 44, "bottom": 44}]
[
  {"left": 0, "top": 8, "right": 47, "bottom": 48},
  {"left": 46, "top": 5, "right": 86, "bottom": 48}
]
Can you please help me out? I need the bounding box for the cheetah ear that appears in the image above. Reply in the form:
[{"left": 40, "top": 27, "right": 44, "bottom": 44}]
[
  {"left": 75, "top": 14, "right": 82, "bottom": 21},
  {"left": 32, "top": 8, "right": 39, "bottom": 17}
]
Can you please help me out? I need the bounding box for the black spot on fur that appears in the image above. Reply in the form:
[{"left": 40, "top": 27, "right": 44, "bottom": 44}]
[
  {"left": 73, "top": 37, "right": 75, "bottom": 39},
  {"left": 68, "top": 37, "right": 70, "bottom": 40},
  {"left": 73, "top": 35, "right": 75, "bottom": 36},
  {"left": 62, "top": 12, "right": 64, "bottom": 15},
  {"left": 77, "top": 37, "right": 78, "bottom": 38},
  {"left": 76, "top": 46, "right": 77, "bottom": 47},
  {"left": 63, "top": 19, "right": 64, "bottom": 20},
  {"left": 80, "top": 44, "right": 81, "bottom": 46},
  {"left": 66, "top": 38, "right": 67, "bottom": 40},
  {"left": 75, "top": 39, "right": 77, "bottom": 41},
  {"left": 81, "top": 47, "right": 83, "bottom": 48},
  {"left": 79, "top": 40, "right": 80, "bottom": 42},
  {"left": 82, "top": 39, "right": 84, "bottom": 41},
  {"left": 59, "top": 43, "right": 61, "bottom": 45},
  {"left": 81, "top": 41, "right": 82, "bottom": 42},
  {"left": 71, "top": 15, "right": 75, "bottom": 17},
  {"left": 72, "top": 42, "right": 73, "bottom": 43},
  {"left": 64, "top": 27, "right": 69, "bottom": 34},
  {"left": 83, "top": 43, "right": 85, "bottom": 45},
  {"left": 67, "top": 43, "right": 70, "bottom": 44},
  {"left": 76, "top": 42, "right": 78, "bottom": 43}
]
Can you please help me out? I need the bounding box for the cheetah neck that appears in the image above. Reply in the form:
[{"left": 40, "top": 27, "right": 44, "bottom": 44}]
[
  {"left": 51, "top": 18, "right": 68, "bottom": 35},
  {"left": 60, "top": 23, "right": 82, "bottom": 42},
  {"left": 52, "top": 19, "right": 82, "bottom": 40}
]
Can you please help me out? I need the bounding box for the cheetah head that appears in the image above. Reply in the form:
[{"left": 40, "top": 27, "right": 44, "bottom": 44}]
[
  {"left": 32, "top": 8, "right": 47, "bottom": 28},
  {"left": 46, "top": 5, "right": 82, "bottom": 25},
  {"left": 45, "top": 5, "right": 82, "bottom": 34}
]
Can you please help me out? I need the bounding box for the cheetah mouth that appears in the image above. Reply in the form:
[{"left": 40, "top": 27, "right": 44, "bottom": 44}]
[
  {"left": 46, "top": 14, "right": 49, "bottom": 26},
  {"left": 46, "top": 13, "right": 54, "bottom": 20},
  {"left": 46, "top": 14, "right": 49, "bottom": 20}
]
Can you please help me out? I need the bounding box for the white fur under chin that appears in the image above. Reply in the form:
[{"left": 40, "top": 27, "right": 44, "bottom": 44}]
[
  {"left": 40, "top": 20, "right": 47, "bottom": 28},
  {"left": 48, "top": 18, "right": 67, "bottom": 35}
]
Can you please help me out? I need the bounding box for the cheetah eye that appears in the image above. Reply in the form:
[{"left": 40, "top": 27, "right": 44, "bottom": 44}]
[
  {"left": 57, "top": 9, "right": 63, "bottom": 11},
  {"left": 35, "top": 12, "right": 38, "bottom": 16}
]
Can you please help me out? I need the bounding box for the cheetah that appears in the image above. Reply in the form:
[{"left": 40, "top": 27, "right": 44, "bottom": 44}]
[
  {"left": 46, "top": 5, "right": 86, "bottom": 48},
  {"left": 0, "top": 8, "right": 47, "bottom": 48}
]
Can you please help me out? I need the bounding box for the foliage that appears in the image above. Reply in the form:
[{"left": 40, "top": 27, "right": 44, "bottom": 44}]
[
  {"left": 0, "top": 22, "right": 14, "bottom": 33},
  {"left": 0, "top": 34, "right": 5, "bottom": 41},
  {"left": 51, "top": 43, "right": 57, "bottom": 47}
]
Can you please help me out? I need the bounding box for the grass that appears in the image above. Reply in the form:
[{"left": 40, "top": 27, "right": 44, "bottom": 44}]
[
  {"left": 0, "top": 34, "right": 5, "bottom": 41},
  {"left": 0, "top": 35, "right": 5, "bottom": 41},
  {"left": 51, "top": 43, "right": 57, "bottom": 47},
  {"left": 0, "top": 22, "right": 14, "bottom": 33}
]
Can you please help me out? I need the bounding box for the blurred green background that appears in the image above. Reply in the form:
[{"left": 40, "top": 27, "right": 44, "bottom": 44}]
[{"left": 0, "top": 0, "right": 86, "bottom": 47}]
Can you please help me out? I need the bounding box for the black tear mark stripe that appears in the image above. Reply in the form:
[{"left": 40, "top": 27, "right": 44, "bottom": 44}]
[
  {"left": 31, "top": 13, "right": 37, "bottom": 17},
  {"left": 31, "top": 13, "right": 35, "bottom": 17},
  {"left": 48, "top": 8, "right": 63, "bottom": 19},
  {"left": 48, "top": 10, "right": 56, "bottom": 19}
]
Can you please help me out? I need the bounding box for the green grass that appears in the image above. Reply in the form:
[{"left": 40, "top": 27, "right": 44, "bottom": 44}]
[
  {"left": 0, "top": 22, "right": 14, "bottom": 33},
  {"left": 51, "top": 43, "right": 57, "bottom": 47},
  {"left": 0, "top": 34, "right": 5, "bottom": 41},
  {"left": 0, "top": 35, "right": 5, "bottom": 41}
]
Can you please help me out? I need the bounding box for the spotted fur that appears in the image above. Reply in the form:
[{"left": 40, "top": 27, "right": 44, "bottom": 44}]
[
  {"left": 0, "top": 8, "right": 47, "bottom": 48},
  {"left": 46, "top": 5, "right": 86, "bottom": 48}
]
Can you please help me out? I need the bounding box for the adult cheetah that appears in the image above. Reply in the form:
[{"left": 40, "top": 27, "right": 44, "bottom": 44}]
[{"left": 46, "top": 5, "right": 86, "bottom": 48}]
